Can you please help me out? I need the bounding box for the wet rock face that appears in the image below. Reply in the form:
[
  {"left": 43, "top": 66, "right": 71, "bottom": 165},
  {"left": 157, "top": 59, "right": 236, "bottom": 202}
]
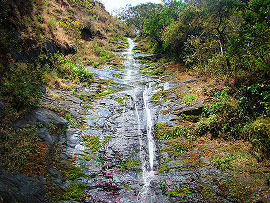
[
  {"left": 13, "top": 108, "right": 68, "bottom": 150},
  {"left": 0, "top": 108, "right": 69, "bottom": 202},
  {"left": 60, "top": 38, "right": 230, "bottom": 203}
]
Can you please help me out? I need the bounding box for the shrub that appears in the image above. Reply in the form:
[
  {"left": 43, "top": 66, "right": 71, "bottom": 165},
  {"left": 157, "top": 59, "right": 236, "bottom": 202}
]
[
  {"left": 0, "top": 63, "right": 45, "bottom": 109},
  {"left": 72, "top": 65, "right": 95, "bottom": 83},
  {"left": 242, "top": 117, "right": 270, "bottom": 159},
  {"left": 183, "top": 94, "right": 195, "bottom": 105}
]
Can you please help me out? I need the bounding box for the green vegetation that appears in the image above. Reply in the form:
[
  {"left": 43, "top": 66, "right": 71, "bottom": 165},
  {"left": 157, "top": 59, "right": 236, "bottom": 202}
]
[
  {"left": 64, "top": 164, "right": 86, "bottom": 180},
  {"left": 129, "top": 0, "right": 268, "bottom": 83},
  {"left": 0, "top": 125, "right": 48, "bottom": 176},
  {"left": 166, "top": 188, "right": 192, "bottom": 197},
  {"left": 102, "top": 136, "right": 112, "bottom": 147},
  {"left": 182, "top": 94, "right": 196, "bottom": 105},
  {"left": 142, "top": 66, "right": 164, "bottom": 75},
  {"left": 83, "top": 134, "right": 100, "bottom": 152},
  {"left": 157, "top": 163, "right": 171, "bottom": 173},
  {"left": 114, "top": 96, "right": 128, "bottom": 106},
  {"left": 0, "top": 63, "right": 45, "bottom": 109},
  {"left": 154, "top": 122, "right": 191, "bottom": 140},
  {"left": 120, "top": 157, "right": 141, "bottom": 172},
  {"left": 212, "top": 154, "right": 238, "bottom": 171},
  {"left": 123, "top": 183, "right": 131, "bottom": 190},
  {"left": 83, "top": 133, "right": 100, "bottom": 146},
  {"left": 60, "top": 181, "right": 87, "bottom": 201}
]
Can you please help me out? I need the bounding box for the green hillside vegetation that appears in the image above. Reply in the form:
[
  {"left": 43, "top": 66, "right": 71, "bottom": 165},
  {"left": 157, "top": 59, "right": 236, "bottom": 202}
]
[
  {"left": 119, "top": 0, "right": 269, "bottom": 160},
  {"left": 0, "top": 0, "right": 128, "bottom": 114}
]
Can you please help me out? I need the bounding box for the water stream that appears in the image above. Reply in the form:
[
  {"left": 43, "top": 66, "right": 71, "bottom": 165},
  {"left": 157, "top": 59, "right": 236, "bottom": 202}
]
[{"left": 64, "top": 38, "right": 211, "bottom": 203}]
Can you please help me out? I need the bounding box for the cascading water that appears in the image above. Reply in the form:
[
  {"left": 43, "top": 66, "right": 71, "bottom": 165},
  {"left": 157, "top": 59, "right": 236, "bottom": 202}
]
[
  {"left": 122, "top": 38, "right": 157, "bottom": 202},
  {"left": 65, "top": 36, "right": 217, "bottom": 203},
  {"left": 136, "top": 82, "right": 156, "bottom": 203},
  {"left": 143, "top": 83, "right": 155, "bottom": 171}
]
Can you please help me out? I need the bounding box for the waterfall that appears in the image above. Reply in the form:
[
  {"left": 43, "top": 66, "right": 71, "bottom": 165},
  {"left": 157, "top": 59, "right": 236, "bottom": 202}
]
[
  {"left": 143, "top": 83, "right": 155, "bottom": 171},
  {"left": 125, "top": 38, "right": 156, "bottom": 202}
]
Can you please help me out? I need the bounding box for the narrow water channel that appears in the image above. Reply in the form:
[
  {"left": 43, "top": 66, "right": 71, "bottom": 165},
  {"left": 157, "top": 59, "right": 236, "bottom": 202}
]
[
  {"left": 64, "top": 38, "right": 207, "bottom": 203},
  {"left": 83, "top": 38, "right": 165, "bottom": 202}
]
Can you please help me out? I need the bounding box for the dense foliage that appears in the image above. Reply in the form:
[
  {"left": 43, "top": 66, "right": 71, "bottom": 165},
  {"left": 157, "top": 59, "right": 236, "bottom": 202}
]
[
  {"left": 119, "top": 0, "right": 269, "bottom": 81},
  {"left": 119, "top": 0, "right": 269, "bottom": 159}
]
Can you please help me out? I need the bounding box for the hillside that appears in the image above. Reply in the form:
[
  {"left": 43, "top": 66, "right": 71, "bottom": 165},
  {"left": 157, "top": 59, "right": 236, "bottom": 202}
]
[
  {"left": 0, "top": 0, "right": 130, "bottom": 201},
  {"left": 0, "top": 0, "right": 130, "bottom": 115}
]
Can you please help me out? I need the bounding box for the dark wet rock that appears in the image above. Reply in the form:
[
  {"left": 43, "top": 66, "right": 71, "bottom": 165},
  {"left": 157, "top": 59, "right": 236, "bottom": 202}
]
[
  {"left": 38, "top": 128, "right": 57, "bottom": 150},
  {"left": 14, "top": 108, "right": 68, "bottom": 128},
  {"left": 81, "top": 28, "right": 93, "bottom": 41},
  {"left": 12, "top": 108, "right": 67, "bottom": 149},
  {"left": 0, "top": 173, "right": 47, "bottom": 203},
  {"left": 40, "top": 86, "right": 46, "bottom": 94},
  {"left": 48, "top": 166, "right": 63, "bottom": 180},
  {"left": 9, "top": 40, "right": 76, "bottom": 63},
  {"left": 0, "top": 103, "right": 5, "bottom": 118}
]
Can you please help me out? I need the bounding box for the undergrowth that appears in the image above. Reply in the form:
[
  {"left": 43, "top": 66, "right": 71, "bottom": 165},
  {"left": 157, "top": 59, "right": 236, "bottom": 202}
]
[{"left": 0, "top": 125, "right": 49, "bottom": 176}]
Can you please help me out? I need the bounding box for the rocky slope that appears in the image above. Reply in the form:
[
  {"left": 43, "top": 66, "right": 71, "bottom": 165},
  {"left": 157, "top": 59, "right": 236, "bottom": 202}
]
[{"left": 0, "top": 0, "right": 129, "bottom": 202}]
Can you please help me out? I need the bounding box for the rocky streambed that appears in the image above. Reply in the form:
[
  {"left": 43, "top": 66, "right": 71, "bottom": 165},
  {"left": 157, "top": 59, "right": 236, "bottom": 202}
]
[{"left": 61, "top": 39, "right": 230, "bottom": 203}]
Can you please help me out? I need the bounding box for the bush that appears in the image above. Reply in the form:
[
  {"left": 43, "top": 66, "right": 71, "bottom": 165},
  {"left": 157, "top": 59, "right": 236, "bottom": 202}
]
[
  {"left": 72, "top": 65, "right": 95, "bottom": 83},
  {"left": 0, "top": 63, "right": 45, "bottom": 109},
  {"left": 242, "top": 117, "right": 270, "bottom": 159},
  {"left": 47, "top": 53, "right": 95, "bottom": 84},
  {"left": 239, "top": 84, "right": 270, "bottom": 118}
]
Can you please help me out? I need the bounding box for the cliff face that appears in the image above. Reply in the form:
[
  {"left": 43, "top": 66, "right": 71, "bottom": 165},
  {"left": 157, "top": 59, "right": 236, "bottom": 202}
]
[{"left": 0, "top": 0, "right": 128, "bottom": 111}]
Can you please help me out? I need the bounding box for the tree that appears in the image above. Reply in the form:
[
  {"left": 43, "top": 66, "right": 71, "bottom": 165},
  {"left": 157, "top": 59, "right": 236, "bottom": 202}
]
[
  {"left": 117, "top": 3, "right": 163, "bottom": 32},
  {"left": 143, "top": 0, "right": 184, "bottom": 51}
]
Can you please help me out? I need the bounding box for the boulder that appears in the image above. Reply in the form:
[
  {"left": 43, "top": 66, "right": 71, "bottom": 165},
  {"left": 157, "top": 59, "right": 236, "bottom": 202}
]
[
  {"left": 38, "top": 128, "right": 57, "bottom": 150},
  {"left": 0, "top": 173, "right": 47, "bottom": 203},
  {"left": 14, "top": 108, "right": 68, "bottom": 128},
  {"left": 173, "top": 103, "right": 204, "bottom": 116},
  {"left": 0, "top": 103, "right": 5, "bottom": 118}
]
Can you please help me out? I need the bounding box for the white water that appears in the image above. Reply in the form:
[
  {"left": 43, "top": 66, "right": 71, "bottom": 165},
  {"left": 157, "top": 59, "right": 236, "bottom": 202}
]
[
  {"left": 137, "top": 83, "right": 156, "bottom": 203},
  {"left": 123, "top": 38, "right": 157, "bottom": 202},
  {"left": 123, "top": 38, "right": 156, "bottom": 202},
  {"left": 143, "top": 84, "right": 155, "bottom": 171}
]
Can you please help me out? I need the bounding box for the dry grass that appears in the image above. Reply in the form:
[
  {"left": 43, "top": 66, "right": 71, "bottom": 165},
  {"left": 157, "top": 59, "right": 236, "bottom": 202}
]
[
  {"left": 0, "top": 125, "right": 49, "bottom": 176},
  {"left": 165, "top": 135, "right": 270, "bottom": 201}
]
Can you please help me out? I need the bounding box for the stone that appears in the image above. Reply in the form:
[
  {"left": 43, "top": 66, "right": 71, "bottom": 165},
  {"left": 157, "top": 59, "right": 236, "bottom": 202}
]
[
  {"left": 14, "top": 108, "right": 68, "bottom": 128},
  {"left": 0, "top": 173, "right": 46, "bottom": 202},
  {"left": 38, "top": 128, "right": 57, "bottom": 150},
  {"left": 0, "top": 103, "right": 5, "bottom": 118},
  {"left": 40, "top": 86, "right": 46, "bottom": 94},
  {"left": 175, "top": 103, "right": 204, "bottom": 116}
]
